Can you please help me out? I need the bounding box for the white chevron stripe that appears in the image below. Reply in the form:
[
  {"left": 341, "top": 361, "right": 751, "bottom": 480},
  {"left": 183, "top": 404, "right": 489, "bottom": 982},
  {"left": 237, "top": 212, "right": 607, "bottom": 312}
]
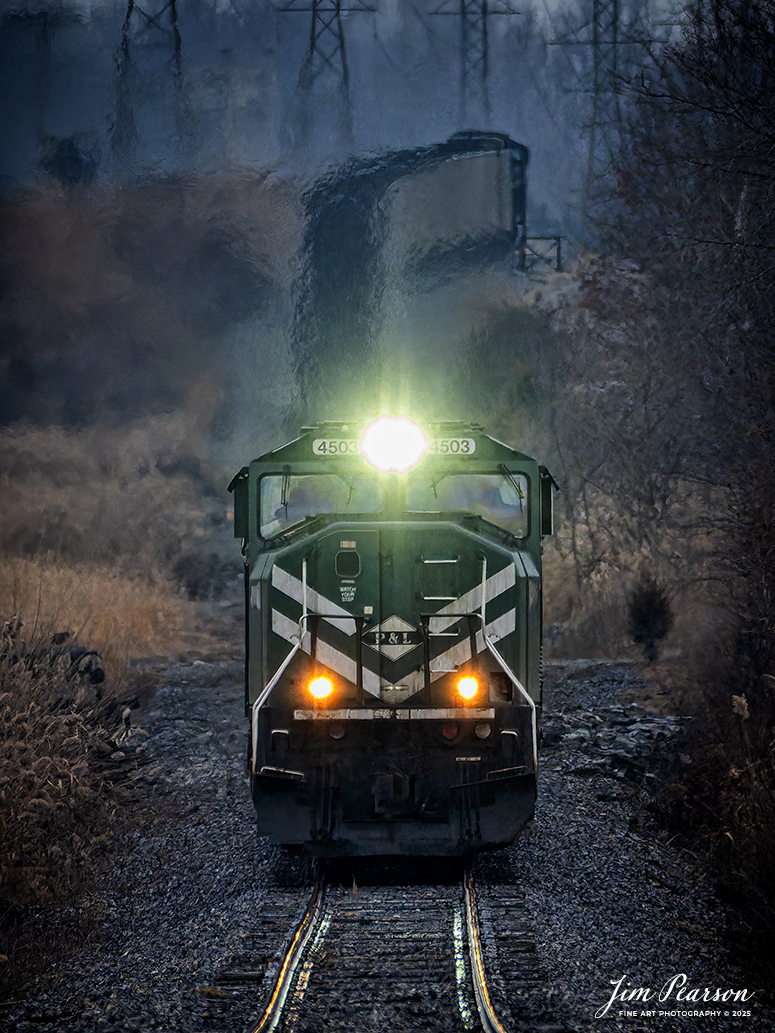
[
  {"left": 271, "top": 608, "right": 312, "bottom": 651},
  {"left": 430, "top": 564, "right": 516, "bottom": 634},
  {"left": 430, "top": 608, "right": 516, "bottom": 678},
  {"left": 271, "top": 565, "right": 356, "bottom": 635},
  {"left": 271, "top": 608, "right": 381, "bottom": 696},
  {"left": 270, "top": 561, "right": 517, "bottom": 695},
  {"left": 293, "top": 708, "right": 496, "bottom": 721}
]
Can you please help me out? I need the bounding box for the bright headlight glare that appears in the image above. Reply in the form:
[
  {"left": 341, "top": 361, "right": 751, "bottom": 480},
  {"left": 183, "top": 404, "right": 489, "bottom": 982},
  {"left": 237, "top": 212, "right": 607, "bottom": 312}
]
[
  {"left": 457, "top": 676, "right": 479, "bottom": 700},
  {"left": 309, "top": 676, "right": 333, "bottom": 699},
  {"left": 359, "top": 416, "right": 429, "bottom": 472}
]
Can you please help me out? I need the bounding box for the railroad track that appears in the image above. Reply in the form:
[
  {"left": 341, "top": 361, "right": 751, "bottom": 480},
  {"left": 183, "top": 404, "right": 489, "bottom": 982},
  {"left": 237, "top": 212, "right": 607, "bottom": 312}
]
[{"left": 223, "top": 865, "right": 539, "bottom": 1033}]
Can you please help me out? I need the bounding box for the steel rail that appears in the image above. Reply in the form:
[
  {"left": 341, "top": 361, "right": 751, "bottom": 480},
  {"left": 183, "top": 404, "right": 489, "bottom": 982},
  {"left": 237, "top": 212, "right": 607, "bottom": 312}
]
[
  {"left": 246, "top": 877, "right": 326, "bottom": 1033},
  {"left": 464, "top": 867, "right": 511, "bottom": 1033}
]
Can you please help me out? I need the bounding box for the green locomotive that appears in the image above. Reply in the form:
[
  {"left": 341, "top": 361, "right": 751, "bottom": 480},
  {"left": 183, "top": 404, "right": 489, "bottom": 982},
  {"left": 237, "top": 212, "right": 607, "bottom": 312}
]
[{"left": 230, "top": 416, "right": 554, "bottom": 856}]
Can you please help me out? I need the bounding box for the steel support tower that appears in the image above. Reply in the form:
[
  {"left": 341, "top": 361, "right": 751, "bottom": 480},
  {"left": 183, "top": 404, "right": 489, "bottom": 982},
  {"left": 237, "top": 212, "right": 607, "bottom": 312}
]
[
  {"left": 550, "top": 0, "right": 654, "bottom": 190},
  {"left": 280, "top": 1, "right": 375, "bottom": 91},
  {"left": 432, "top": 1, "right": 519, "bottom": 124},
  {"left": 279, "top": 1, "right": 375, "bottom": 146},
  {"left": 112, "top": 0, "right": 183, "bottom": 164},
  {"left": 589, "top": 0, "right": 622, "bottom": 183}
]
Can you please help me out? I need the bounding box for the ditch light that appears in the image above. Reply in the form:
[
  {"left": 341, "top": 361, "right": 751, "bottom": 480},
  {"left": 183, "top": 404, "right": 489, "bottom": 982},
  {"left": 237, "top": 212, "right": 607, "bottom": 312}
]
[
  {"left": 308, "top": 676, "right": 333, "bottom": 699},
  {"left": 456, "top": 676, "right": 479, "bottom": 700}
]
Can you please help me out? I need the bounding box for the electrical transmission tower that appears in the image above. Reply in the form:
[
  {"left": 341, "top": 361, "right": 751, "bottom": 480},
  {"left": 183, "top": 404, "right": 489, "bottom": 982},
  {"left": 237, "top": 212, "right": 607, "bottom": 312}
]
[
  {"left": 550, "top": 0, "right": 652, "bottom": 189},
  {"left": 431, "top": 1, "right": 519, "bottom": 125},
  {"left": 112, "top": 0, "right": 183, "bottom": 165},
  {"left": 590, "top": 0, "right": 622, "bottom": 166},
  {"left": 279, "top": 1, "right": 375, "bottom": 148},
  {"left": 280, "top": 1, "right": 375, "bottom": 91}
]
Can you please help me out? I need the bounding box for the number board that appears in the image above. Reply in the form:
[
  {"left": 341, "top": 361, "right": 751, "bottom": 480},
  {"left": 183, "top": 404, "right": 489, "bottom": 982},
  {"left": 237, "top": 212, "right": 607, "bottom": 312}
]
[
  {"left": 312, "top": 439, "right": 358, "bottom": 456},
  {"left": 428, "top": 437, "right": 476, "bottom": 455},
  {"left": 312, "top": 437, "right": 476, "bottom": 457}
]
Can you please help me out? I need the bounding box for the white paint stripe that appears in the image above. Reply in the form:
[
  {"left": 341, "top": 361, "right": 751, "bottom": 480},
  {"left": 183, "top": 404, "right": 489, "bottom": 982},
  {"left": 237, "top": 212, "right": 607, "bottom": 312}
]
[
  {"left": 317, "top": 638, "right": 358, "bottom": 685},
  {"left": 430, "top": 637, "right": 472, "bottom": 674},
  {"left": 272, "top": 608, "right": 311, "bottom": 652},
  {"left": 271, "top": 566, "right": 355, "bottom": 634},
  {"left": 431, "top": 565, "right": 516, "bottom": 633},
  {"left": 293, "top": 708, "right": 496, "bottom": 721},
  {"left": 363, "top": 670, "right": 381, "bottom": 695},
  {"left": 486, "top": 608, "right": 516, "bottom": 644},
  {"left": 519, "top": 552, "right": 540, "bottom": 579},
  {"left": 271, "top": 609, "right": 380, "bottom": 696},
  {"left": 430, "top": 609, "right": 515, "bottom": 678}
]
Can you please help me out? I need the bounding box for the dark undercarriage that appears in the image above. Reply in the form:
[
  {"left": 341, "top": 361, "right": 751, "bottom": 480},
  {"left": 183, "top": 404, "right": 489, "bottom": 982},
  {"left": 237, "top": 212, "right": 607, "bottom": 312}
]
[{"left": 252, "top": 709, "right": 537, "bottom": 856}]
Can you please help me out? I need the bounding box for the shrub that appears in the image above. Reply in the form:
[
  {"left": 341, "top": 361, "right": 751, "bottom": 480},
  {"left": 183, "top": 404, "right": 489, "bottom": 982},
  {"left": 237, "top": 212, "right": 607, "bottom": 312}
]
[
  {"left": 0, "top": 647, "right": 120, "bottom": 907},
  {"left": 0, "top": 557, "right": 196, "bottom": 909},
  {"left": 627, "top": 576, "right": 674, "bottom": 662}
]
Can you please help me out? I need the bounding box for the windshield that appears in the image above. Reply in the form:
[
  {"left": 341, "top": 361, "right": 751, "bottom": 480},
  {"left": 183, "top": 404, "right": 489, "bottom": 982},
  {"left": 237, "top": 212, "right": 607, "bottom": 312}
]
[
  {"left": 260, "top": 473, "right": 383, "bottom": 538},
  {"left": 407, "top": 471, "right": 529, "bottom": 538}
]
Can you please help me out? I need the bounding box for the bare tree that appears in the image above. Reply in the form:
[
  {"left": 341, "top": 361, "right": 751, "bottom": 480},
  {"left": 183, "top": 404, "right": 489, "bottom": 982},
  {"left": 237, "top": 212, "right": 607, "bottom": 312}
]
[{"left": 589, "top": 0, "right": 775, "bottom": 946}]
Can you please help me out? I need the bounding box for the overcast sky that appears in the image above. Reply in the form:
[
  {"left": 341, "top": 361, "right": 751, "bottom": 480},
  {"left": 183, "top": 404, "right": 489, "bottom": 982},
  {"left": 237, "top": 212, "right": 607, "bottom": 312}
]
[
  {"left": 0, "top": 0, "right": 681, "bottom": 229},
  {"left": 0, "top": 0, "right": 683, "bottom": 447}
]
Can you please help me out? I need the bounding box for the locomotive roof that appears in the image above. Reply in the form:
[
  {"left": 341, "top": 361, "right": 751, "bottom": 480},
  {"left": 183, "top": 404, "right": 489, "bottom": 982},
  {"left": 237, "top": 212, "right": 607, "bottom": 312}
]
[{"left": 241, "top": 421, "right": 536, "bottom": 468}]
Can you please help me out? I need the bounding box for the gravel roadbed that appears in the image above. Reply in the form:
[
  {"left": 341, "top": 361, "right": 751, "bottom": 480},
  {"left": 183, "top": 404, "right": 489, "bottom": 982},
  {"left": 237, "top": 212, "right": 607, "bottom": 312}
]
[{"left": 1, "top": 658, "right": 772, "bottom": 1032}]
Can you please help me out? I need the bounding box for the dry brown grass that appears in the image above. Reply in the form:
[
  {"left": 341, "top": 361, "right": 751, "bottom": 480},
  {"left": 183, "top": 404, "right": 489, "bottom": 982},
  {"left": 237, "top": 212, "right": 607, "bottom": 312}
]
[
  {"left": 0, "top": 397, "right": 236, "bottom": 914},
  {"left": 0, "top": 653, "right": 120, "bottom": 908},
  {"left": 0, "top": 554, "right": 201, "bottom": 913},
  {"left": 0, "top": 404, "right": 237, "bottom": 602},
  {"left": 0, "top": 554, "right": 193, "bottom": 684}
]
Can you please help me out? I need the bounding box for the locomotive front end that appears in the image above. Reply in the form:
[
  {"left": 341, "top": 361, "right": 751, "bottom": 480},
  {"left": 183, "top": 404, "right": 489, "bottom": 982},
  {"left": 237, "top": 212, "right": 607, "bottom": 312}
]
[{"left": 230, "top": 418, "right": 554, "bottom": 856}]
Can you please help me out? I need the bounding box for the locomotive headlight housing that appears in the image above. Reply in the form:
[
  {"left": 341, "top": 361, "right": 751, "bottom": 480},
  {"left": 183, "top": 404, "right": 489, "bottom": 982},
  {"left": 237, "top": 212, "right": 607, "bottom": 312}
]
[
  {"left": 359, "top": 416, "right": 429, "bottom": 472},
  {"left": 456, "top": 675, "right": 479, "bottom": 701},
  {"left": 308, "top": 676, "right": 333, "bottom": 700}
]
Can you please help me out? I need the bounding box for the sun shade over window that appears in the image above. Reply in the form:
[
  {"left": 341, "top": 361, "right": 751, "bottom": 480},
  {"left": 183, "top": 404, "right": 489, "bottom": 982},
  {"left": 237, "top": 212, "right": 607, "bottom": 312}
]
[
  {"left": 406, "top": 472, "right": 529, "bottom": 538},
  {"left": 259, "top": 474, "right": 383, "bottom": 538}
]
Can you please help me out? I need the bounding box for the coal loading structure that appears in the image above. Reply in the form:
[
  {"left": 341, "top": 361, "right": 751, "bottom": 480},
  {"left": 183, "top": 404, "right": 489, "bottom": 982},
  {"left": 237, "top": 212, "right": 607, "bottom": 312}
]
[{"left": 291, "top": 131, "right": 528, "bottom": 421}]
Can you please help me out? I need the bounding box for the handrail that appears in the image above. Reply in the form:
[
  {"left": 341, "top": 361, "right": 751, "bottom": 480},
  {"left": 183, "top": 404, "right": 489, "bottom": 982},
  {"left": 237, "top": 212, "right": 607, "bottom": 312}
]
[
  {"left": 421, "top": 607, "right": 538, "bottom": 772},
  {"left": 479, "top": 623, "right": 538, "bottom": 773},
  {"left": 479, "top": 556, "right": 536, "bottom": 771},
  {"left": 252, "top": 558, "right": 310, "bottom": 771},
  {"left": 251, "top": 605, "right": 361, "bottom": 772},
  {"left": 252, "top": 640, "right": 301, "bottom": 770}
]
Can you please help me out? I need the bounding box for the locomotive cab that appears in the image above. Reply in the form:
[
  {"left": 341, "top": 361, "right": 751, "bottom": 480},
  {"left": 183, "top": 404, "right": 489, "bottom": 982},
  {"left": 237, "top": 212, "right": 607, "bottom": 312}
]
[{"left": 230, "top": 417, "right": 553, "bottom": 857}]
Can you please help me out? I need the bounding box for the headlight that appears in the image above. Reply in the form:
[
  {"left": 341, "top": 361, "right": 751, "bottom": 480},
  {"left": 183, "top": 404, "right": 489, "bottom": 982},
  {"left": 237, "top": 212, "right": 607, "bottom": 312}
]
[
  {"left": 456, "top": 675, "right": 479, "bottom": 700},
  {"left": 359, "top": 416, "right": 429, "bottom": 472},
  {"left": 308, "top": 676, "right": 333, "bottom": 699}
]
